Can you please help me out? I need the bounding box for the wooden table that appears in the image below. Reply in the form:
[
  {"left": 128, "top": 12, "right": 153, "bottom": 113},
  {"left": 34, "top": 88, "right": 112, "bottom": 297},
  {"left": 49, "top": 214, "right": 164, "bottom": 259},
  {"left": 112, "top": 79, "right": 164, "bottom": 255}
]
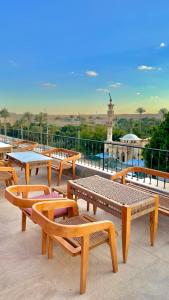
[
  {"left": 0, "top": 142, "right": 12, "bottom": 158},
  {"left": 7, "top": 151, "right": 52, "bottom": 186},
  {"left": 67, "top": 175, "right": 159, "bottom": 263}
]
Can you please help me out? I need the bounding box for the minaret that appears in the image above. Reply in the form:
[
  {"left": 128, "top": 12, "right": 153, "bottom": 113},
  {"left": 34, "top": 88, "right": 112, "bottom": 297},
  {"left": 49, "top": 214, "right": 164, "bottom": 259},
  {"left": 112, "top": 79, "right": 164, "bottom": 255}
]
[{"left": 107, "top": 93, "right": 114, "bottom": 141}]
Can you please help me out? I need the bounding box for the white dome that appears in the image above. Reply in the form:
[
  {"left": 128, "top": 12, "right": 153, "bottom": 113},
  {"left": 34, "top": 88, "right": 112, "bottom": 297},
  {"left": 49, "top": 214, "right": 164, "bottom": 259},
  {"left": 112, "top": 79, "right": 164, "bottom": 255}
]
[{"left": 120, "top": 134, "right": 141, "bottom": 141}]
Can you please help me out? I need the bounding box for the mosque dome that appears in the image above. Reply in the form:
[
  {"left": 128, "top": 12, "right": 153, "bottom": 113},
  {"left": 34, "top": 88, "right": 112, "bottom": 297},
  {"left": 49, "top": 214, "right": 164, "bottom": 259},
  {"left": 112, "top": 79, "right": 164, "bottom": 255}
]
[{"left": 120, "top": 134, "right": 141, "bottom": 141}]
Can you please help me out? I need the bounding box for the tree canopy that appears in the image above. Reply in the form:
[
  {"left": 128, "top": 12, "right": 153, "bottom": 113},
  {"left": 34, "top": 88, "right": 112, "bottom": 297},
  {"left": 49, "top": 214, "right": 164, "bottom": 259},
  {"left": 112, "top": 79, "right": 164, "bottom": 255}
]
[{"left": 143, "top": 112, "right": 169, "bottom": 171}]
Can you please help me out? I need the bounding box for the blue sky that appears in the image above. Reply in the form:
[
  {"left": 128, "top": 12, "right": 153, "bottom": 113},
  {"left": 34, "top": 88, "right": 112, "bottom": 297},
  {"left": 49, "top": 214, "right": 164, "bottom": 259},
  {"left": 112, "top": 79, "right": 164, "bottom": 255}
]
[{"left": 0, "top": 0, "right": 169, "bottom": 114}]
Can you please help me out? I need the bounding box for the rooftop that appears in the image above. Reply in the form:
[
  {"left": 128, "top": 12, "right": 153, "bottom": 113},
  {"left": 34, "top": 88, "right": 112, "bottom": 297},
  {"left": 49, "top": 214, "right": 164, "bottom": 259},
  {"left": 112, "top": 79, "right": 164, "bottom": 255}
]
[{"left": 0, "top": 167, "right": 169, "bottom": 299}]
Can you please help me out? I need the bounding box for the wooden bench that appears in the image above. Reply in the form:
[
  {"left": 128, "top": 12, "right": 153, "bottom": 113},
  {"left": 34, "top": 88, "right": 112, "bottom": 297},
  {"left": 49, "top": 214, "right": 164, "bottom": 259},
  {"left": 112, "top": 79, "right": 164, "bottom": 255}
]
[
  {"left": 112, "top": 166, "right": 169, "bottom": 217},
  {"left": 37, "top": 148, "right": 81, "bottom": 185}
]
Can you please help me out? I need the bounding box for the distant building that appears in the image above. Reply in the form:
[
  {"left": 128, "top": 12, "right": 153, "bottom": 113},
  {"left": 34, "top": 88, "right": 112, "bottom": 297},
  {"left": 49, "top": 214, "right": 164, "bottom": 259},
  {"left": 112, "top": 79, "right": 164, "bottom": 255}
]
[
  {"left": 106, "top": 93, "right": 114, "bottom": 142},
  {"left": 105, "top": 97, "right": 149, "bottom": 163},
  {"left": 118, "top": 133, "right": 149, "bottom": 162}
]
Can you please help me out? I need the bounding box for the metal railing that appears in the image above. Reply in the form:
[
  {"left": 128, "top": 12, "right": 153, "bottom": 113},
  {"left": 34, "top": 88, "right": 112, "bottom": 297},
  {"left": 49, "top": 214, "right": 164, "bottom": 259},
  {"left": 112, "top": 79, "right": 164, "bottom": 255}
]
[{"left": 0, "top": 127, "right": 169, "bottom": 189}]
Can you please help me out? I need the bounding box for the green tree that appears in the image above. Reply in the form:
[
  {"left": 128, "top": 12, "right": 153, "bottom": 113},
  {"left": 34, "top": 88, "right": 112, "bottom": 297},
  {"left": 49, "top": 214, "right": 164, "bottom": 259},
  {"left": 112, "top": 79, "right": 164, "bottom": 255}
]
[
  {"left": 23, "top": 112, "right": 33, "bottom": 136},
  {"left": 35, "top": 112, "right": 48, "bottom": 143},
  {"left": 17, "top": 116, "right": 26, "bottom": 139},
  {"left": 0, "top": 108, "right": 10, "bottom": 136},
  {"left": 159, "top": 108, "right": 168, "bottom": 121},
  {"left": 136, "top": 107, "right": 146, "bottom": 134},
  {"left": 143, "top": 113, "right": 169, "bottom": 171}
]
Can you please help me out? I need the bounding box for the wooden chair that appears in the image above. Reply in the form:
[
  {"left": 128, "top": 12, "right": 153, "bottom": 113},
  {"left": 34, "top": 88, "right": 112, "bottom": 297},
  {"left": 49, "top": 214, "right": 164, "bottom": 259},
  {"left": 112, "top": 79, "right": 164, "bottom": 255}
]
[
  {"left": 14, "top": 140, "right": 38, "bottom": 152},
  {"left": 0, "top": 159, "right": 10, "bottom": 167},
  {"left": 36, "top": 148, "right": 81, "bottom": 185},
  {"left": 32, "top": 200, "right": 118, "bottom": 294},
  {"left": 0, "top": 166, "right": 18, "bottom": 187},
  {"left": 5, "top": 185, "right": 69, "bottom": 233},
  {"left": 112, "top": 166, "right": 169, "bottom": 217}
]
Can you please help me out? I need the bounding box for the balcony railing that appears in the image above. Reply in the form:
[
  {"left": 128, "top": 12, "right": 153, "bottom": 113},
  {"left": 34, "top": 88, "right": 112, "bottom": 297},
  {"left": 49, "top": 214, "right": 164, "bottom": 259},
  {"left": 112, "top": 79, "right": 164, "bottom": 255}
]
[
  {"left": 1, "top": 127, "right": 169, "bottom": 193},
  {"left": 1, "top": 127, "right": 169, "bottom": 176}
]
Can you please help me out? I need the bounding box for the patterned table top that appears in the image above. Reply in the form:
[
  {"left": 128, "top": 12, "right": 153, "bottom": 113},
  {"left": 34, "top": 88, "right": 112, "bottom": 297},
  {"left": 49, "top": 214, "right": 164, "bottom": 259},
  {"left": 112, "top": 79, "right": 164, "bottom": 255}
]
[{"left": 71, "top": 175, "right": 155, "bottom": 206}]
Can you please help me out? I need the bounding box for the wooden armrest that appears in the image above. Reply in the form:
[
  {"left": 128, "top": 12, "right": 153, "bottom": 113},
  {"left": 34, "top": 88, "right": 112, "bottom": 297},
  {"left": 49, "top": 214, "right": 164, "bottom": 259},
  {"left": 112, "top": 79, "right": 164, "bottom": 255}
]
[
  {"left": 41, "top": 148, "right": 60, "bottom": 156},
  {"left": 112, "top": 166, "right": 169, "bottom": 184},
  {"left": 71, "top": 219, "right": 116, "bottom": 236}
]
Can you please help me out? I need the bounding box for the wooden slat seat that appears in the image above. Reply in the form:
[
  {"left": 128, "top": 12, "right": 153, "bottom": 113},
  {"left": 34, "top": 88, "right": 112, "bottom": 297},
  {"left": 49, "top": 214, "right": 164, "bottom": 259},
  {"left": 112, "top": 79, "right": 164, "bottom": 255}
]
[{"left": 57, "top": 215, "right": 108, "bottom": 254}]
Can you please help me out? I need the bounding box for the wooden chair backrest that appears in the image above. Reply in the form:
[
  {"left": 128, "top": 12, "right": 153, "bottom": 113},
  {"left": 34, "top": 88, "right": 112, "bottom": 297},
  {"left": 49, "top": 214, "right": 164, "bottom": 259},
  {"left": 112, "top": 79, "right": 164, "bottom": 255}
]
[
  {"left": 5, "top": 184, "right": 60, "bottom": 208},
  {"left": 15, "top": 140, "right": 38, "bottom": 151},
  {"left": 42, "top": 148, "right": 81, "bottom": 162},
  {"left": 112, "top": 166, "right": 169, "bottom": 184}
]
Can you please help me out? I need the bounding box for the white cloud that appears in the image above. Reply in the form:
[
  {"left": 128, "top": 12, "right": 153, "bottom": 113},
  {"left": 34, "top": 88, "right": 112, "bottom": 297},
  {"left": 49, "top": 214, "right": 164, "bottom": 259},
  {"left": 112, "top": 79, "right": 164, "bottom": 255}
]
[
  {"left": 160, "top": 42, "right": 166, "bottom": 48},
  {"left": 138, "top": 65, "right": 153, "bottom": 71},
  {"left": 85, "top": 70, "right": 98, "bottom": 77},
  {"left": 110, "top": 82, "right": 122, "bottom": 88},
  {"left": 40, "top": 82, "right": 57, "bottom": 88},
  {"left": 96, "top": 88, "right": 109, "bottom": 93},
  {"left": 136, "top": 92, "right": 141, "bottom": 96},
  {"left": 137, "top": 65, "right": 162, "bottom": 71}
]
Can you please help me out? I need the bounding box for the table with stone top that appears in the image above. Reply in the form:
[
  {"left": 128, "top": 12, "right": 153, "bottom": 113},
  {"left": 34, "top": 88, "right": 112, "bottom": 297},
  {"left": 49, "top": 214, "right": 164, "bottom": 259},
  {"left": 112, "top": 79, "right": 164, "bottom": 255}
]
[{"left": 7, "top": 151, "right": 52, "bottom": 186}]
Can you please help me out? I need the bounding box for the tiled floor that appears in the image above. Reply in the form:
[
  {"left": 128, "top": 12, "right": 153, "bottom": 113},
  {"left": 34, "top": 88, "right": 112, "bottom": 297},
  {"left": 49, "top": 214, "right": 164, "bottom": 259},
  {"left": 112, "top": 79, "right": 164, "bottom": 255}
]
[{"left": 0, "top": 167, "right": 169, "bottom": 300}]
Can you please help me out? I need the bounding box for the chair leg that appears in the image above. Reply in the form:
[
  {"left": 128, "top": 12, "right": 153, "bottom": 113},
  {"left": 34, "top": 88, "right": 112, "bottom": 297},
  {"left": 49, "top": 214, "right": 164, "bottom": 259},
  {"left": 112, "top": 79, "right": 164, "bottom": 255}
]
[
  {"left": 57, "top": 166, "right": 63, "bottom": 186},
  {"left": 108, "top": 228, "right": 118, "bottom": 273},
  {"left": 87, "top": 202, "right": 90, "bottom": 211},
  {"left": 72, "top": 162, "right": 76, "bottom": 179},
  {"left": 42, "top": 230, "right": 47, "bottom": 255},
  {"left": 150, "top": 195, "right": 159, "bottom": 246},
  {"left": 93, "top": 205, "right": 97, "bottom": 215},
  {"left": 21, "top": 211, "right": 27, "bottom": 231},
  {"left": 5, "top": 179, "right": 9, "bottom": 187},
  {"left": 80, "top": 236, "right": 89, "bottom": 294},
  {"left": 8, "top": 179, "right": 13, "bottom": 186},
  {"left": 48, "top": 236, "right": 53, "bottom": 259}
]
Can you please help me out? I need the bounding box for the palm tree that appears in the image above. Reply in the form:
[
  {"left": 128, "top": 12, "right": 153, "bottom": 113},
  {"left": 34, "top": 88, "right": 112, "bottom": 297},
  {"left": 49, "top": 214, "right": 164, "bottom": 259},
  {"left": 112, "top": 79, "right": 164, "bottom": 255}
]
[
  {"left": 129, "top": 118, "right": 134, "bottom": 133},
  {"left": 159, "top": 108, "right": 168, "bottom": 121},
  {"left": 136, "top": 107, "right": 146, "bottom": 135},
  {"left": 23, "top": 112, "right": 33, "bottom": 137},
  {"left": 17, "top": 116, "right": 25, "bottom": 139},
  {"left": 35, "top": 112, "right": 48, "bottom": 144},
  {"left": 0, "top": 108, "right": 10, "bottom": 136}
]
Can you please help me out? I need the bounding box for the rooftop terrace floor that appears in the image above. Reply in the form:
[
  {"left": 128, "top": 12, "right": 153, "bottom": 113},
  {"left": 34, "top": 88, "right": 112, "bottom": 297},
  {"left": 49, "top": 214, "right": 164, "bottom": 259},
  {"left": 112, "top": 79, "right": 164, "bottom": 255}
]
[{"left": 0, "top": 168, "right": 169, "bottom": 300}]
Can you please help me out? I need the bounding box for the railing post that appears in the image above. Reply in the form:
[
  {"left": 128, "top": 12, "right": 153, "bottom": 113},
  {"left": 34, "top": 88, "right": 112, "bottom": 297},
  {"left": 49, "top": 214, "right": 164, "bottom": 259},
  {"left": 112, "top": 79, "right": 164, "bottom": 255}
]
[{"left": 103, "top": 142, "right": 105, "bottom": 171}]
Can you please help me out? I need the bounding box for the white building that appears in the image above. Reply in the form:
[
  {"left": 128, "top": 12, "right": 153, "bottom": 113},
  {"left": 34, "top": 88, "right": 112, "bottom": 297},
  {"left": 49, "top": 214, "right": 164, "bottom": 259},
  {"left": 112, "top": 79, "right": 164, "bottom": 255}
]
[{"left": 104, "top": 97, "right": 149, "bottom": 162}]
